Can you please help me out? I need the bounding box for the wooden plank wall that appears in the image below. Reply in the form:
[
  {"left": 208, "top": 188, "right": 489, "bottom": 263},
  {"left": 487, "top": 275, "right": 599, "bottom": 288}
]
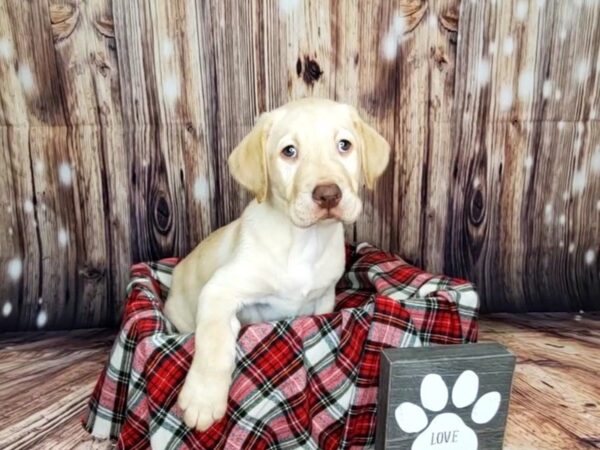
[{"left": 0, "top": 0, "right": 598, "bottom": 331}]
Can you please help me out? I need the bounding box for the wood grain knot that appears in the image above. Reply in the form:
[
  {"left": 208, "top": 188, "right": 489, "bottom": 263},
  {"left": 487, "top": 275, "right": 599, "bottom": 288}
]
[
  {"left": 153, "top": 195, "right": 172, "bottom": 234},
  {"left": 78, "top": 266, "right": 106, "bottom": 280},
  {"left": 90, "top": 52, "right": 111, "bottom": 77},
  {"left": 440, "top": 5, "right": 459, "bottom": 33},
  {"left": 94, "top": 17, "right": 115, "bottom": 39},
  {"left": 469, "top": 189, "right": 485, "bottom": 226},
  {"left": 50, "top": 4, "right": 80, "bottom": 43},
  {"left": 297, "top": 56, "right": 323, "bottom": 86},
  {"left": 400, "top": 0, "right": 428, "bottom": 33},
  {"left": 431, "top": 46, "right": 448, "bottom": 70}
]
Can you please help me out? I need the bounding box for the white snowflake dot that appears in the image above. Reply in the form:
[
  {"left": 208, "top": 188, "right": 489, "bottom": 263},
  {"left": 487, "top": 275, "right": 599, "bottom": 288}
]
[
  {"left": 34, "top": 160, "right": 45, "bottom": 175},
  {"left": 24, "top": 200, "right": 34, "bottom": 214},
  {"left": 193, "top": 176, "right": 210, "bottom": 203},
  {"left": 584, "top": 249, "right": 596, "bottom": 265},
  {"left": 161, "top": 39, "right": 174, "bottom": 59},
  {"left": 596, "top": 200, "right": 600, "bottom": 211},
  {"left": 36, "top": 309, "right": 48, "bottom": 329},
  {"left": 518, "top": 70, "right": 534, "bottom": 100},
  {"left": 574, "top": 59, "right": 590, "bottom": 83},
  {"left": 489, "top": 40, "right": 497, "bottom": 55},
  {"left": 559, "top": 240, "right": 564, "bottom": 248},
  {"left": 58, "top": 163, "right": 73, "bottom": 186},
  {"left": 2, "top": 301, "right": 12, "bottom": 317},
  {"left": 503, "top": 36, "right": 515, "bottom": 55},
  {"left": 542, "top": 79, "right": 553, "bottom": 99},
  {"left": 0, "top": 37, "right": 13, "bottom": 60},
  {"left": 568, "top": 243, "right": 575, "bottom": 253},
  {"left": 58, "top": 228, "right": 69, "bottom": 247},
  {"left": 562, "top": 190, "right": 570, "bottom": 201},
  {"left": 499, "top": 85, "right": 513, "bottom": 112},
  {"left": 555, "top": 89, "right": 562, "bottom": 100},
  {"left": 7, "top": 258, "right": 23, "bottom": 280},
  {"left": 544, "top": 203, "right": 553, "bottom": 225},
  {"left": 558, "top": 214, "right": 566, "bottom": 225},
  {"left": 524, "top": 155, "right": 534, "bottom": 169},
  {"left": 428, "top": 14, "right": 438, "bottom": 28},
  {"left": 557, "top": 121, "right": 565, "bottom": 131},
  {"left": 392, "top": 13, "right": 407, "bottom": 37},
  {"left": 278, "top": 0, "right": 301, "bottom": 16},
  {"left": 515, "top": 1, "right": 529, "bottom": 20},
  {"left": 17, "top": 64, "right": 35, "bottom": 92},
  {"left": 591, "top": 146, "right": 600, "bottom": 174},
  {"left": 163, "top": 75, "right": 180, "bottom": 104},
  {"left": 559, "top": 29, "right": 567, "bottom": 41},
  {"left": 572, "top": 169, "right": 587, "bottom": 195},
  {"left": 381, "top": 31, "right": 398, "bottom": 61},
  {"left": 573, "top": 138, "right": 582, "bottom": 154},
  {"left": 476, "top": 58, "right": 491, "bottom": 86}
]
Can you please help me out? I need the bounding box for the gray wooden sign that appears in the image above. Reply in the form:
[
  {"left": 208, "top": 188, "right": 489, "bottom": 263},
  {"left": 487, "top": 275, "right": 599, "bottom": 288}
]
[{"left": 376, "top": 343, "right": 516, "bottom": 450}]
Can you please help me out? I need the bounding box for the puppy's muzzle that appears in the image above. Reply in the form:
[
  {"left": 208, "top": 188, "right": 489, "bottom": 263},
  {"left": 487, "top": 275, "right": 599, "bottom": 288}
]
[{"left": 312, "top": 183, "right": 342, "bottom": 209}]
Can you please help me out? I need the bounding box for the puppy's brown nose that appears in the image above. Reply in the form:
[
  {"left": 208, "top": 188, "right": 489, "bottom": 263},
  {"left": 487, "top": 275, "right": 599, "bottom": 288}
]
[{"left": 312, "top": 184, "right": 342, "bottom": 209}]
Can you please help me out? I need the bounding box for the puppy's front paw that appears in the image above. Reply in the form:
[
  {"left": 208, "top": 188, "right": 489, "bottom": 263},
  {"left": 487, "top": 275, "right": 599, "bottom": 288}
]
[{"left": 177, "top": 370, "right": 229, "bottom": 431}]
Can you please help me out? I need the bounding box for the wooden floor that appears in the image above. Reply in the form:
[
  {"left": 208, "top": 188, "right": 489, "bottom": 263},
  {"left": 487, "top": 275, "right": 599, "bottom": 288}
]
[{"left": 0, "top": 313, "right": 598, "bottom": 449}]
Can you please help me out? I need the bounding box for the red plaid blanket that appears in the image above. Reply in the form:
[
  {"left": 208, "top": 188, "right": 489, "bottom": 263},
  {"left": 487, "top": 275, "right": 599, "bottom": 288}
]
[{"left": 83, "top": 243, "right": 478, "bottom": 449}]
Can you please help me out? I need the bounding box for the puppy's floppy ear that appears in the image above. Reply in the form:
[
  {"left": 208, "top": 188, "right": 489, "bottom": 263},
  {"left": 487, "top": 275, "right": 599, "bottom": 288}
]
[
  {"left": 354, "top": 112, "right": 391, "bottom": 189},
  {"left": 228, "top": 113, "right": 272, "bottom": 202}
]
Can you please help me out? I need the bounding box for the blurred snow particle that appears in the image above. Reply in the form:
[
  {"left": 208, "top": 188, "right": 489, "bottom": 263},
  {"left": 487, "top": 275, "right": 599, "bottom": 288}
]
[
  {"left": 36, "top": 309, "right": 48, "bottom": 329},
  {"left": 2, "top": 301, "right": 12, "bottom": 317},
  {"left": 584, "top": 249, "right": 596, "bottom": 265},
  {"left": 559, "top": 29, "right": 567, "bottom": 42},
  {"left": 58, "top": 228, "right": 69, "bottom": 247},
  {"left": 24, "top": 200, "right": 34, "bottom": 214},
  {"left": 542, "top": 79, "right": 552, "bottom": 99},
  {"left": 591, "top": 146, "right": 600, "bottom": 174},
  {"left": 574, "top": 59, "right": 590, "bottom": 83},
  {"left": 515, "top": 1, "right": 528, "bottom": 21},
  {"left": 476, "top": 58, "right": 491, "bottom": 86},
  {"left": 279, "top": 0, "right": 300, "bottom": 15},
  {"left": 544, "top": 202, "right": 553, "bottom": 225},
  {"left": 503, "top": 36, "right": 514, "bottom": 55},
  {"left": 572, "top": 169, "right": 587, "bottom": 195},
  {"left": 59, "top": 163, "right": 73, "bottom": 186},
  {"left": 0, "top": 37, "right": 13, "bottom": 60},
  {"left": 499, "top": 85, "right": 513, "bottom": 111},
  {"left": 555, "top": 89, "right": 562, "bottom": 100},
  {"left": 518, "top": 70, "right": 534, "bottom": 100},
  {"left": 7, "top": 258, "right": 23, "bottom": 280}
]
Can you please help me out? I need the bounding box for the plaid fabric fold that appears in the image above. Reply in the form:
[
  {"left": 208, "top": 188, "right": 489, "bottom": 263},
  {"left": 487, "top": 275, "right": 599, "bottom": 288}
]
[{"left": 83, "top": 243, "right": 478, "bottom": 449}]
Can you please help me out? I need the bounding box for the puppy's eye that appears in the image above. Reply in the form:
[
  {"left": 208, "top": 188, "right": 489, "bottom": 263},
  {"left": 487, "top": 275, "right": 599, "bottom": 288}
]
[
  {"left": 337, "top": 139, "right": 352, "bottom": 153},
  {"left": 281, "top": 145, "right": 298, "bottom": 159}
]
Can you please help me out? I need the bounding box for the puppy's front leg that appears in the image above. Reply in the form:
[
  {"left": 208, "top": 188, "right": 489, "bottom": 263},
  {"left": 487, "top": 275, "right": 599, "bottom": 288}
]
[{"left": 177, "top": 268, "right": 257, "bottom": 431}]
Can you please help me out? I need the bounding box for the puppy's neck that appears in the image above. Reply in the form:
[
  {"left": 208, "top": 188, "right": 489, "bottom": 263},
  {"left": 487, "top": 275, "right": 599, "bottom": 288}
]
[{"left": 247, "top": 198, "right": 342, "bottom": 247}]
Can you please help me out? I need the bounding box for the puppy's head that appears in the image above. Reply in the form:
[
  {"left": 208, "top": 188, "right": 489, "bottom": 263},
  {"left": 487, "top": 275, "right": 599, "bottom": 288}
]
[{"left": 228, "top": 98, "right": 390, "bottom": 227}]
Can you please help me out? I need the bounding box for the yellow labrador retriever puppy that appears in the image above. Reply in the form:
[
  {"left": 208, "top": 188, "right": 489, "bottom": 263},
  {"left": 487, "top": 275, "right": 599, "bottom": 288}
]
[{"left": 164, "top": 97, "right": 390, "bottom": 431}]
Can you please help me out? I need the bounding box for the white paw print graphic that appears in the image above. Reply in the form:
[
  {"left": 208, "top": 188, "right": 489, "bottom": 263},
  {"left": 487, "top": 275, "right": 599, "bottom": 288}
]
[{"left": 395, "top": 370, "right": 501, "bottom": 450}]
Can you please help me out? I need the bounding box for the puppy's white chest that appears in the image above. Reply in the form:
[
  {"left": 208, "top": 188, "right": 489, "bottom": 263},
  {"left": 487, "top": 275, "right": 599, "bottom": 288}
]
[
  {"left": 281, "top": 258, "right": 323, "bottom": 298},
  {"left": 282, "top": 229, "right": 335, "bottom": 294}
]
